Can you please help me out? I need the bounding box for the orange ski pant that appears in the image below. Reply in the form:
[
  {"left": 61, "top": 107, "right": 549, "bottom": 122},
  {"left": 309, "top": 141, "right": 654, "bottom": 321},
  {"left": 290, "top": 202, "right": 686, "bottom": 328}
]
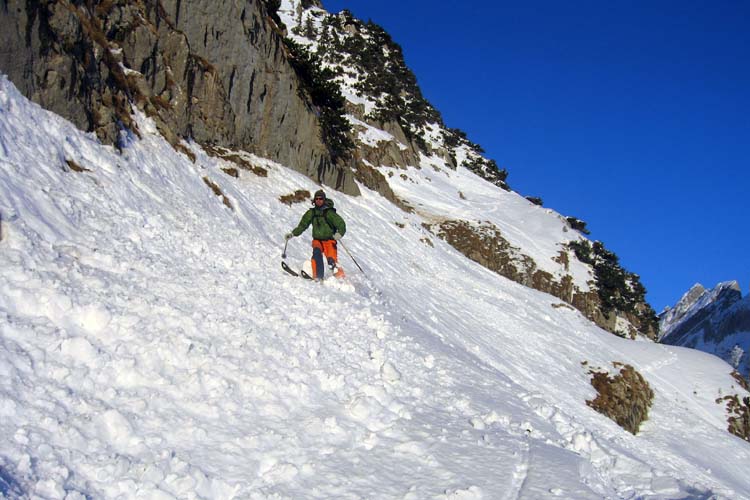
[{"left": 311, "top": 239, "right": 342, "bottom": 279}]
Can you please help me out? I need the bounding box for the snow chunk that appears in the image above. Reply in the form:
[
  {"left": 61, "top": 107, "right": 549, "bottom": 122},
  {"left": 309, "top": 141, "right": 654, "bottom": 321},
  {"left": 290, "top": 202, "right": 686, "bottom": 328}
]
[
  {"left": 95, "top": 410, "right": 144, "bottom": 455},
  {"left": 380, "top": 361, "right": 402, "bottom": 383},
  {"left": 59, "top": 336, "right": 99, "bottom": 366}
]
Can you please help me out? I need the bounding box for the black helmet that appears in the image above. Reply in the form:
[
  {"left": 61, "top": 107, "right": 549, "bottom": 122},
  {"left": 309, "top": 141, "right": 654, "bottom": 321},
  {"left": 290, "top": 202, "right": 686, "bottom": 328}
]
[{"left": 313, "top": 190, "right": 326, "bottom": 200}]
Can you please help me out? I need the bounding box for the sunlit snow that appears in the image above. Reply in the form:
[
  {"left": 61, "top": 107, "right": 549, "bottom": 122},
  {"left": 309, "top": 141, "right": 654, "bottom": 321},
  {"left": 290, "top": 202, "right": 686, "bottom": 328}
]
[{"left": 1, "top": 75, "right": 749, "bottom": 499}]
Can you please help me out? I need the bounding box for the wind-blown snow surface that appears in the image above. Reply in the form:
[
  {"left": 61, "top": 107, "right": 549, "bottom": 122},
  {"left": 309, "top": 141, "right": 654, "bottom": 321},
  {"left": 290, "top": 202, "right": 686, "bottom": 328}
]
[{"left": 1, "top": 77, "right": 749, "bottom": 499}]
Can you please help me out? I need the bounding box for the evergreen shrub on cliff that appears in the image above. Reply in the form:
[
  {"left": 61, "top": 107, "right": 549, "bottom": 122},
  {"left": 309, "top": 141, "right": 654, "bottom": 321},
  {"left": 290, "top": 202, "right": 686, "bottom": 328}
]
[
  {"left": 569, "top": 239, "right": 659, "bottom": 335},
  {"left": 283, "top": 38, "right": 354, "bottom": 162}
]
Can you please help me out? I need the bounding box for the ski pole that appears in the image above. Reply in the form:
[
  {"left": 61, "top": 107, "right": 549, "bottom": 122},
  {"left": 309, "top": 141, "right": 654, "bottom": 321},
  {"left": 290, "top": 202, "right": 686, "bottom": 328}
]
[
  {"left": 282, "top": 238, "right": 289, "bottom": 259},
  {"left": 339, "top": 240, "right": 365, "bottom": 275}
]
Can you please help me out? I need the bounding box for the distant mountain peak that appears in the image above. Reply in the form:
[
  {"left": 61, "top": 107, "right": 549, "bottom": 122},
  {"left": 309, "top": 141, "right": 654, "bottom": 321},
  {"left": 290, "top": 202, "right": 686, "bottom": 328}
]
[
  {"left": 663, "top": 283, "right": 706, "bottom": 316},
  {"left": 662, "top": 281, "right": 741, "bottom": 329},
  {"left": 684, "top": 283, "right": 707, "bottom": 302},
  {"left": 660, "top": 280, "right": 749, "bottom": 376}
]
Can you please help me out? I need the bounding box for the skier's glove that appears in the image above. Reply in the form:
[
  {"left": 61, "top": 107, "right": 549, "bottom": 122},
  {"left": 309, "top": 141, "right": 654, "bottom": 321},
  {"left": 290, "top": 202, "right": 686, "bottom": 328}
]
[
  {"left": 333, "top": 232, "right": 343, "bottom": 241},
  {"left": 285, "top": 232, "right": 294, "bottom": 240}
]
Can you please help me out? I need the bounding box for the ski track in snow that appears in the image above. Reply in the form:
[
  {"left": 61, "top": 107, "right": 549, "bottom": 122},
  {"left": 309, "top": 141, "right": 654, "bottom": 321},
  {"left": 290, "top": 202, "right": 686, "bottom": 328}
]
[{"left": 1, "top": 75, "right": 750, "bottom": 499}]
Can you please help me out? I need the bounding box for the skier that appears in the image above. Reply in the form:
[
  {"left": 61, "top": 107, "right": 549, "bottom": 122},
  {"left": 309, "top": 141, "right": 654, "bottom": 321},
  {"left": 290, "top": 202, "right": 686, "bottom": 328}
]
[{"left": 285, "top": 190, "right": 346, "bottom": 280}]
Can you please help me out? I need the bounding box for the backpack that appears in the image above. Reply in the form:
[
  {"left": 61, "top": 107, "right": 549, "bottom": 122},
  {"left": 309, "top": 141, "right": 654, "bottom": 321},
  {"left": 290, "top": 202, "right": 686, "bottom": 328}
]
[{"left": 323, "top": 207, "right": 337, "bottom": 232}]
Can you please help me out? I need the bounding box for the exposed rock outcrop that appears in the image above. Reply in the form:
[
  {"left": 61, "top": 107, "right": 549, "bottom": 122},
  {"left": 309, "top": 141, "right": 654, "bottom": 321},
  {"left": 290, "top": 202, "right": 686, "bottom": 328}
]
[
  {"left": 0, "top": 0, "right": 358, "bottom": 193},
  {"left": 717, "top": 392, "right": 750, "bottom": 442},
  {"left": 586, "top": 362, "right": 654, "bottom": 435}
]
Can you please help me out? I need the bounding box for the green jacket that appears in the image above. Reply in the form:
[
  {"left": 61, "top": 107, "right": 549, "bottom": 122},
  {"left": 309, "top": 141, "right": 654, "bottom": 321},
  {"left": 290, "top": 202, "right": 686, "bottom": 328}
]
[{"left": 292, "top": 199, "right": 347, "bottom": 240}]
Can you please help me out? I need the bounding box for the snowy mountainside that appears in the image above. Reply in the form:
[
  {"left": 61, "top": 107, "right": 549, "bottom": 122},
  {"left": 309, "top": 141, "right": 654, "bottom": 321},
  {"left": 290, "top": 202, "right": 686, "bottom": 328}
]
[
  {"left": 2, "top": 77, "right": 750, "bottom": 498},
  {"left": 661, "top": 281, "right": 750, "bottom": 377},
  {"left": 0, "top": 0, "right": 658, "bottom": 337},
  {"left": 277, "top": 0, "right": 659, "bottom": 340}
]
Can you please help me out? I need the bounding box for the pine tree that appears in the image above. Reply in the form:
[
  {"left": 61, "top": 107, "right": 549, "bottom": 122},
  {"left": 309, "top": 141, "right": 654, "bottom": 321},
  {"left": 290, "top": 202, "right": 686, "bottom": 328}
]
[{"left": 304, "top": 15, "right": 316, "bottom": 38}]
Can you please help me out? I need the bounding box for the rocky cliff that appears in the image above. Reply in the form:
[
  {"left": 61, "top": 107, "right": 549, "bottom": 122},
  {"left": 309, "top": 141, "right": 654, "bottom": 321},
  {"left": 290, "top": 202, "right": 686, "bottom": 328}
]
[{"left": 0, "top": 0, "right": 357, "bottom": 193}]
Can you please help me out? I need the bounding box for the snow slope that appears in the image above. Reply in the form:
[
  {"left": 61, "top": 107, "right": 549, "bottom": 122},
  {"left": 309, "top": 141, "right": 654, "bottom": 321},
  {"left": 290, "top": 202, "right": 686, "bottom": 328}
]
[{"left": 1, "top": 76, "right": 750, "bottom": 499}]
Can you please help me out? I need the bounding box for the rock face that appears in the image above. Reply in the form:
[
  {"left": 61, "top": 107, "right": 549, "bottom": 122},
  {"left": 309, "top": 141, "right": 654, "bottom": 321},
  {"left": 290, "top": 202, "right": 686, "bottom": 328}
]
[
  {"left": 0, "top": 0, "right": 358, "bottom": 194},
  {"left": 660, "top": 282, "right": 750, "bottom": 376}
]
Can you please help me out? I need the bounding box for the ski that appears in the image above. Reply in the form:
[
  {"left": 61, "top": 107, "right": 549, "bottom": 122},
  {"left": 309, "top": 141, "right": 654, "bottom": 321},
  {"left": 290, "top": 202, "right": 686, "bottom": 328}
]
[
  {"left": 281, "top": 261, "right": 315, "bottom": 280},
  {"left": 281, "top": 261, "right": 299, "bottom": 277}
]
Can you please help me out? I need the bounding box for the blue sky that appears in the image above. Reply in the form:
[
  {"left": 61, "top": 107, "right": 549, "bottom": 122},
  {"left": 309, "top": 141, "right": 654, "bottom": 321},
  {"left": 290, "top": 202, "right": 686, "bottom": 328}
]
[{"left": 323, "top": 0, "right": 749, "bottom": 311}]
